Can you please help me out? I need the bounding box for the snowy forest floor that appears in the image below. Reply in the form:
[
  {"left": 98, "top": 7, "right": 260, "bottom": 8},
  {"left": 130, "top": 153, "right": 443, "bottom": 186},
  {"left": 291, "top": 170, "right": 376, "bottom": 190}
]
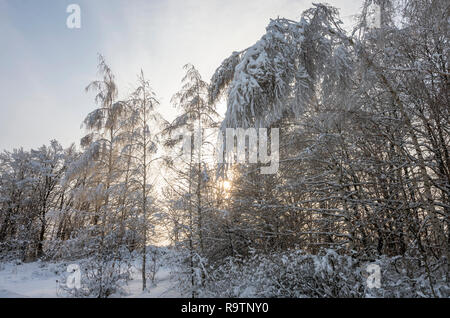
[
  {"left": 0, "top": 257, "right": 181, "bottom": 298},
  {"left": 1, "top": 248, "right": 448, "bottom": 298}
]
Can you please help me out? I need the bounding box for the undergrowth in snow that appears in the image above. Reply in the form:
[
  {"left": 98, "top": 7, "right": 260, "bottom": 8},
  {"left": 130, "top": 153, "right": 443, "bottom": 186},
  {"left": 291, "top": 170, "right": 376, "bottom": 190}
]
[
  {"left": 1, "top": 248, "right": 448, "bottom": 298},
  {"left": 170, "top": 249, "right": 449, "bottom": 298},
  {"left": 0, "top": 247, "right": 181, "bottom": 298}
]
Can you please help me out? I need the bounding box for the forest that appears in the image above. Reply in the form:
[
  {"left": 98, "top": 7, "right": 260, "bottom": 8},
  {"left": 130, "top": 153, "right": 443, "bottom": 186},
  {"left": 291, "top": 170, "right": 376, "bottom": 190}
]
[{"left": 0, "top": 0, "right": 448, "bottom": 298}]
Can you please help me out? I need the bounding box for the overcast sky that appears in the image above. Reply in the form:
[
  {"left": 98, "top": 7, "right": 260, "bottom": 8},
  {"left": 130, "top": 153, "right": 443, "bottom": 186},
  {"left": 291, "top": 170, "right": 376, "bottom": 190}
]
[{"left": 0, "top": 0, "right": 364, "bottom": 151}]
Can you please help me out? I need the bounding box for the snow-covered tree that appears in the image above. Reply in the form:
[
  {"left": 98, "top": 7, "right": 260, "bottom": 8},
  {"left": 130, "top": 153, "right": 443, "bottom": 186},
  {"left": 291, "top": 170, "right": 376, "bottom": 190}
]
[{"left": 124, "top": 70, "right": 163, "bottom": 291}]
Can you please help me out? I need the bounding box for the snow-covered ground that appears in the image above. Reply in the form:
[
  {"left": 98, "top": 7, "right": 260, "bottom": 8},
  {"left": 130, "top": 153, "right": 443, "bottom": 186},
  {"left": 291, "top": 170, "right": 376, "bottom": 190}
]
[
  {"left": 121, "top": 266, "right": 181, "bottom": 298},
  {"left": 0, "top": 259, "right": 181, "bottom": 298}
]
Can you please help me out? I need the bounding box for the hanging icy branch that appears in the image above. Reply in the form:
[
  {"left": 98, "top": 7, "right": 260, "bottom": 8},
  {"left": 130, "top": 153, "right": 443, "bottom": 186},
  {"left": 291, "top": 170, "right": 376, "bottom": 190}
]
[{"left": 209, "top": 4, "right": 353, "bottom": 129}]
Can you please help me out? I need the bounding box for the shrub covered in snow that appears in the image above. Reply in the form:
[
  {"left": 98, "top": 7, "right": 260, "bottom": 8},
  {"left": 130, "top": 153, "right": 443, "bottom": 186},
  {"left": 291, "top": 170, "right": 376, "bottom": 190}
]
[
  {"left": 57, "top": 251, "right": 133, "bottom": 298},
  {"left": 173, "top": 249, "right": 449, "bottom": 298}
]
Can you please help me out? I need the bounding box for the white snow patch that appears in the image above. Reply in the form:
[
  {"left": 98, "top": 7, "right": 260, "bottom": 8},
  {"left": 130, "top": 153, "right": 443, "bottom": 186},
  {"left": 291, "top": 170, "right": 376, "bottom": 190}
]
[{"left": 0, "top": 259, "right": 181, "bottom": 298}]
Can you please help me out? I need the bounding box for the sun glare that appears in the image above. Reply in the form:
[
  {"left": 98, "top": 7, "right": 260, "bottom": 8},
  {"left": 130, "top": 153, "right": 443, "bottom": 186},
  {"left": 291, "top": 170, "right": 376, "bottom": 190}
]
[{"left": 222, "top": 180, "right": 232, "bottom": 191}]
